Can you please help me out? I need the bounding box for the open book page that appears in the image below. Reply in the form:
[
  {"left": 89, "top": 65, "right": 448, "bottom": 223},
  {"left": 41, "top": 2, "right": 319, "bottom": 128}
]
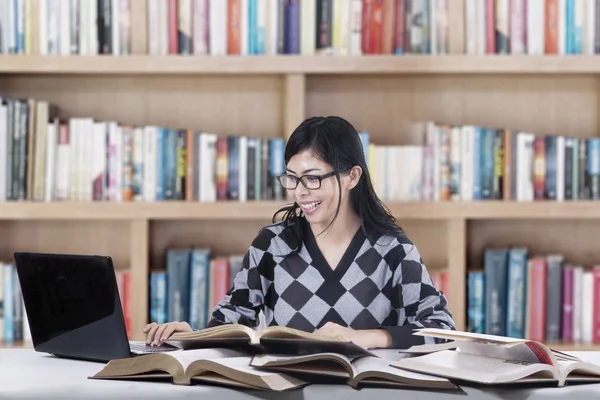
[
  {"left": 169, "top": 348, "right": 249, "bottom": 372},
  {"left": 189, "top": 356, "right": 308, "bottom": 391},
  {"left": 91, "top": 347, "right": 249, "bottom": 385},
  {"left": 412, "top": 328, "right": 574, "bottom": 366},
  {"left": 456, "top": 341, "right": 558, "bottom": 366},
  {"left": 168, "top": 324, "right": 256, "bottom": 341},
  {"left": 350, "top": 356, "right": 458, "bottom": 390},
  {"left": 557, "top": 360, "right": 600, "bottom": 385},
  {"left": 249, "top": 353, "right": 354, "bottom": 378},
  {"left": 392, "top": 350, "right": 561, "bottom": 386}
]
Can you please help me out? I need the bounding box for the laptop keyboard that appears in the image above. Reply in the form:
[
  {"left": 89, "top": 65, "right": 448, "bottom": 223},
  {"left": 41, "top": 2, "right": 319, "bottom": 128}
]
[{"left": 129, "top": 341, "right": 179, "bottom": 353}]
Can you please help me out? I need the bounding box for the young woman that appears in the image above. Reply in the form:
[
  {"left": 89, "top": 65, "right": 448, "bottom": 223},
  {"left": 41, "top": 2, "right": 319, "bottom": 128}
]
[{"left": 144, "top": 116, "right": 456, "bottom": 349}]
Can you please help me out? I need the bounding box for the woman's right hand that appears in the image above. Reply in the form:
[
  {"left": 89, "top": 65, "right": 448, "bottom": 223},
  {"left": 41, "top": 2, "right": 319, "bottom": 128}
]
[{"left": 143, "top": 321, "right": 192, "bottom": 346}]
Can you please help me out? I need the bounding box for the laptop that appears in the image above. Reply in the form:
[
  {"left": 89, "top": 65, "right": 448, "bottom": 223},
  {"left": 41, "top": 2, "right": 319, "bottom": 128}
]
[{"left": 13, "top": 252, "right": 178, "bottom": 363}]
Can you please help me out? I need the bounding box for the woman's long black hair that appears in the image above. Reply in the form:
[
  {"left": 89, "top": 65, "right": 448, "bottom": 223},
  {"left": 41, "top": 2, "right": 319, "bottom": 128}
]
[{"left": 272, "top": 116, "right": 403, "bottom": 254}]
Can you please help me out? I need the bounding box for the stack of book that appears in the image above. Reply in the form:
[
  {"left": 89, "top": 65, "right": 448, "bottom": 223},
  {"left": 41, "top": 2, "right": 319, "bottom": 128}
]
[{"left": 90, "top": 325, "right": 600, "bottom": 391}]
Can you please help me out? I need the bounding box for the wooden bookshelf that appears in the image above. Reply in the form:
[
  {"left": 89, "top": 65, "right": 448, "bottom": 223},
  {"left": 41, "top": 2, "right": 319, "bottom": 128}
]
[{"left": 1, "top": 2, "right": 599, "bottom": 352}]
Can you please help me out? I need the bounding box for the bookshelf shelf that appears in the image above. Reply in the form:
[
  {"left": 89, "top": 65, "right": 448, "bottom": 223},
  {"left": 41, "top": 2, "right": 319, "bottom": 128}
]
[
  {"left": 3, "top": 55, "right": 600, "bottom": 75},
  {"left": 0, "top": 201, "right": 599, "bottom": 221}
]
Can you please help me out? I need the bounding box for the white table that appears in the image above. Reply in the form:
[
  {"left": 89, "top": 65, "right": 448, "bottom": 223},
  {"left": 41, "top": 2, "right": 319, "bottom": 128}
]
[{"left": 3, "top": 349, "right": 600, "bottom": 399}]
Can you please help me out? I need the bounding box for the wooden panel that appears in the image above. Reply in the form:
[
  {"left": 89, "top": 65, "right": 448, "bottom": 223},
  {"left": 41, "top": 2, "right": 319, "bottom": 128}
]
[
  {"left": 306, "top": 75, "right": 599, "bottom": 145},
  {"left": 0, "top": 75, "right": 284, "bottom": 137},
  {"left": 467, "top": 219, "right": 600, "bottom": 269},
  {"left": 284, "top": 74, "right": 306, "bottom": 138},
  {"left": 392, "top": 220, "right": 447, "bottom": 271},
  {"left": 6, "top": 55, "right": 600, "bottom": 74},
  {"left": 0, "top": 221, "right": 130, "bottom": 269},
  {"left": 130, "top": 219, "right": 149, "bottom": 341},
  {"left": 149, "top": 219, "right": 270, "bottom": 270},
  {"left": 446, "top": 219, "right": 466, "bottom": 331}
]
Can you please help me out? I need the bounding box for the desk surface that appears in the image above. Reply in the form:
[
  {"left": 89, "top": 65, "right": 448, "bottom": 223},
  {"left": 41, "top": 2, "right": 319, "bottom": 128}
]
[{"left": 3, "top": 349, "right": 600, "bottom": 399}]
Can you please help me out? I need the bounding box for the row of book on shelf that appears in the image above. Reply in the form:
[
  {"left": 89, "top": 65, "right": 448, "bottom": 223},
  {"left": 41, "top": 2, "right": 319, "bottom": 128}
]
[
  {"left": 4, "top": 0, "right": 597, "bottom": 57},
  {"left": 148, "top": 247, "right": 450, "bottom": 330},
  {"left": 468, "top": 248, "right": 600, "bottom": 345},
  {"left": 0, "top": 95, "right": 287, "bottom": 202},
  {"left": 414, "top": 121, "right": 600, "bottom": 202},
  {"left": 4, "top": 94, "right": 600, "bottom": 203}
]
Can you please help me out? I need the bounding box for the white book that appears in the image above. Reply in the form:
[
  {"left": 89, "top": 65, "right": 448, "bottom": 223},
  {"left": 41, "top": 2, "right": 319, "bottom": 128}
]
[
  {"left": 464, "top": 0, "right": 476, "bottom": 54},
  {"left": 79, "top": 0, "right": 89, "bottom": 54},
  {"left": 460, "top": 126, "right": 474, "bottom": 201},
  {"left": 143, "top": 126, "right": 157, "bottom": 202},
  {"left": 349, "top": 0, "right": 362, "bottom": 55},
  {"left": 44, "top": 122, "right": 57, "bottom": 202},
  {"left": 88, "top": 0, "right": 98, "bottom": 54},
  {"left": 158, "top": 0, "right": 169, "bottom": 54},
  {"left": 527, "top": 0, "right": 545, "bottom": 55},
  {"left": 112, "top": 0, "right": 120, "bottom": 55},
  {"left": 209, "top": 0, "right": 227, "bottom": 55},
  {"left": 38, "top": 0, "right": 47, "bottom": 54},
  {"left": 510, "top": 0, "right": 525, "bottom": 54},
  {"left": 147, "top": 0, "right": 159, "bottom": 55},
  {"left": 300, "top": 0, "right": 316, "bottom": 55},
  {"left": 240, "top": 0, "right": 248, "bottom": 55},
  {"left": 476, "top": 0, "right": 486, "bottom": 54},
  {"left": 60, "top": 0, "right": 71, "bottom": 55},
  {"left": 587, "top": 0, "right": 596, "bottom": 54}
]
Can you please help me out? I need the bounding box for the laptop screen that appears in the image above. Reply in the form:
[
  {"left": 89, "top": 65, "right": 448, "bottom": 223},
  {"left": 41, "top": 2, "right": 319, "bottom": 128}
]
[{"left": 14, "top": 253, "right": 119, "bottom": 346}]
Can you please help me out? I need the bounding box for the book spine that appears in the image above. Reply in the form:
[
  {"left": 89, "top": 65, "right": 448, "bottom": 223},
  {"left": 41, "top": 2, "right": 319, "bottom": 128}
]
[
  {"left": 528, "top": 257, "right": 547, "bottom": 342},
  {"left": 562, "top": 265, "right": 574, "bottom": 343},
  {"left": 545, "top": 255, "right": 563, "bottom": 342},
  {"left": 484, "top": 249, "right": 508, "bottom": 336}
]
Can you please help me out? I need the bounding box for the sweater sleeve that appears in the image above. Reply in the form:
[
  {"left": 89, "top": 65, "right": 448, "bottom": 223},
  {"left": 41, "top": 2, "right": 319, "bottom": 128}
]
[
  {"left": 205, "top": 228, "right": 275, "bottom": 329},
  {"left": 380, "top": 244, "right": 456, "bottom": 349}
]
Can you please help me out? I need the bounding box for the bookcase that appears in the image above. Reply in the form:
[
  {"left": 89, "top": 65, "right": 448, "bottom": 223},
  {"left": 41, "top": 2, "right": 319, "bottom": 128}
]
[{"left": 1, "top": 0, "right": 599, "bottom": 352}]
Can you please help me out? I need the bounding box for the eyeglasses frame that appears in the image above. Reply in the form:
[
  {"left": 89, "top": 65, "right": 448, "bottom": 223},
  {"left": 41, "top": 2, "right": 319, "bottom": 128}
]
[{"left": 276, "top": 171, "right": 336, "bottom": 190}]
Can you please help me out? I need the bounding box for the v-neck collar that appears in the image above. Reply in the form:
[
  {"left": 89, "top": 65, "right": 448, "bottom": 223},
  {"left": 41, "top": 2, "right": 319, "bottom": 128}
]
[{"left": 301, "top": 217, "right": 366, "bottom": 278}]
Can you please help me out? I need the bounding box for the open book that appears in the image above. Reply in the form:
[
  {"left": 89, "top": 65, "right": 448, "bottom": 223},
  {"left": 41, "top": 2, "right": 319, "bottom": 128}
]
[
  {"left": 164, "top": 324, "right": 376, "bottom": 357},
  {"left": 90, "top": 347, "right": 308, "bottom": 391},
  {"left": 249, "top": 352, "right": 461, "bottom": 391},
  {"left": 391, "top": 328, "right": 600, "bottom": 387}
]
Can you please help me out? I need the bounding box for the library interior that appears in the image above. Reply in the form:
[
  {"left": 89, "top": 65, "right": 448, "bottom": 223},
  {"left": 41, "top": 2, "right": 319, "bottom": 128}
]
[{"left": 2, "top": 0, "right": 600, "bottom": 397}]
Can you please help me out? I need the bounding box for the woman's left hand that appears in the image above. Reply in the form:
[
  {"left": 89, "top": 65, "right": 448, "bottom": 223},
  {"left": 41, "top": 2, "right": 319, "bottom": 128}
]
[{"left": 315, "top": 322, "right": 391, "bottom": 349}]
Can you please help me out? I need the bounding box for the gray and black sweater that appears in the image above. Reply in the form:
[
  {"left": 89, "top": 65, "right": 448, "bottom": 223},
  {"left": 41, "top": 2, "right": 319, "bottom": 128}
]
[{"left": 207, "top": 217, "right": 456, "bottom": 349}]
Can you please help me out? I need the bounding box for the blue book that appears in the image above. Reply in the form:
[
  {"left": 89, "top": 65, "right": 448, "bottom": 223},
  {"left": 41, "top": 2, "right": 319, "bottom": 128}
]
[{"left": 506, "top": 248, "right": 528, "bottom": 339}]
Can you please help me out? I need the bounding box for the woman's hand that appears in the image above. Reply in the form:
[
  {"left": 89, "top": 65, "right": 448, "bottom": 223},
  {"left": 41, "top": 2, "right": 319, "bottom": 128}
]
[
  {"left": 315, "top": 322, "right": 392, "bottom": 349},
  {"left": 143, "top": 321, "right": 193, "bottom": 346}
]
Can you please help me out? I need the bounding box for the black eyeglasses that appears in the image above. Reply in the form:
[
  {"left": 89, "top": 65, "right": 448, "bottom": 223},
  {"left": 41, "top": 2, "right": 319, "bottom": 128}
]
[{"left": 276, "top": 171, "right": 335, "bottom": 190}]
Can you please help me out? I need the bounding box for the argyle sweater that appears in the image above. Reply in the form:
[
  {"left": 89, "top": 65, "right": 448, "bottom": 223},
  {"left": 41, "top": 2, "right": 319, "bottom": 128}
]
[{"left": 207, "top": 217, "right": 456, "bottom": 349}]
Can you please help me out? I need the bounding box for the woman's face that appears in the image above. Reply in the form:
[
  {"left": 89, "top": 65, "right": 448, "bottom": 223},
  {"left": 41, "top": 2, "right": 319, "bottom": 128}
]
[{"left": 284, "top": 150, "right": 342, "bottom": 229}]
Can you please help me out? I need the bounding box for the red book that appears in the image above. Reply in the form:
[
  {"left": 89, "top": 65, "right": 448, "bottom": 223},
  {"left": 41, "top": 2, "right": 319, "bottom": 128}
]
[
  {"left": 168, "top": 0, "right": 179, "bottom": 54},
  {"left": 227, "top": 0, "right": 241, "bottom": 54},
  {"left": 485, "top": 0, "right": 496, "bottom": 54},
  {"left": 216, "top": 138, "right": 229, "bottom": 201},
  {"left": 211, "top": 258, "right": 231, "bottom": 310},
  {"left": 545, "top": 0, "right": 558, "bottom": 54},
  {"left": 528, "top": 257, "right": 547, "bottom": 342}
]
